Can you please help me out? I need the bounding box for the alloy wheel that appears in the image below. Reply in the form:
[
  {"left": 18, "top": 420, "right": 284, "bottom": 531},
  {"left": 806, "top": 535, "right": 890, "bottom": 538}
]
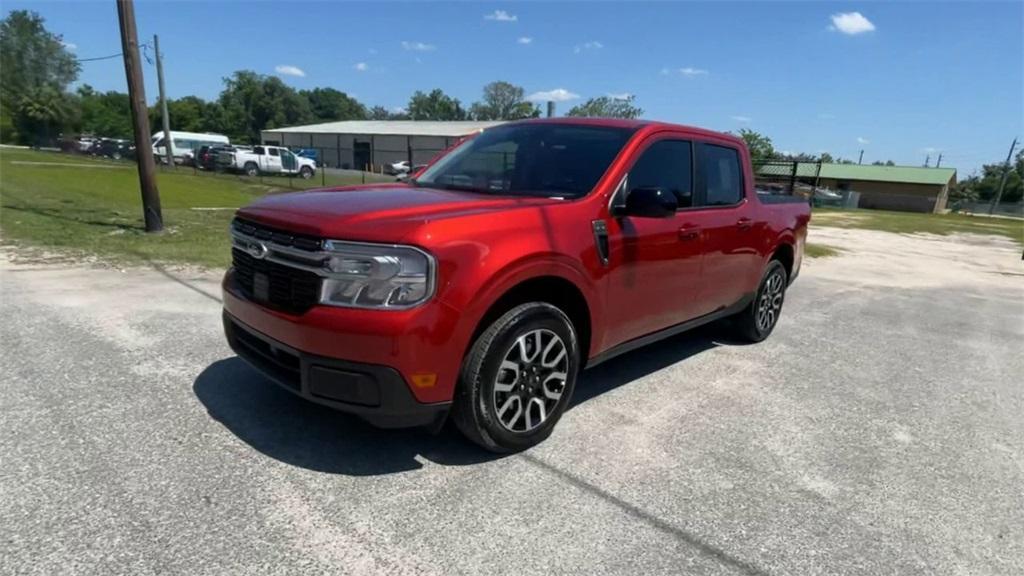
[
  {"left": 756, "top": 270, "right": 785, "bottom": 333},
  {"left": 492, "top": 329, "right": 569, "bottom": 433}
]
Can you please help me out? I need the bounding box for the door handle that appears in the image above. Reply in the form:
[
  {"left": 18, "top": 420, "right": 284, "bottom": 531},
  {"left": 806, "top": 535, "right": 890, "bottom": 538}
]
[
  {"left": 678, "top": 227, "right": 700, "bottom": 241},
  {"left": 736, "top": 217, "right": 753, "bottom": 230}
]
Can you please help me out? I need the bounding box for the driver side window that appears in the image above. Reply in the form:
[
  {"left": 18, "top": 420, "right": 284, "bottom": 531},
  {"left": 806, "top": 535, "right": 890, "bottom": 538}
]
[{"left": 627, "top": 139, "right": 693, "bottom": 209}]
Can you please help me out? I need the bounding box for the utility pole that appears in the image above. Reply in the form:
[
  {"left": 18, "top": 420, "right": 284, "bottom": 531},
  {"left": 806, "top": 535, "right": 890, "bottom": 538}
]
[
  {"left": 857, "top": 149, "right": 863, "bottom": 164},
  {"left": 935, "top": 153, "right": 942, "bottom": 168},
  {"left": 924, "top": 155, "right": 930, "bottom": 167},
  {"left": 154, "top": 34, "right": 174, "bottom": 169},
  {"left": 546, "top": 101, "right": 555, "bottom": 118},
  {"left": 117, "top": 0, "right": 162, "bottom": 232},
  {"left": 989, "top": 137, "right": 1018, "bottom": 215}
]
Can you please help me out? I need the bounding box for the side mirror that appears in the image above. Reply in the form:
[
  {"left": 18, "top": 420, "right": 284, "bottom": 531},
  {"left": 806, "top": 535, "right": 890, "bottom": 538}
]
[{"left": 623, "top": 187, "right": 677, "bottom": 218}]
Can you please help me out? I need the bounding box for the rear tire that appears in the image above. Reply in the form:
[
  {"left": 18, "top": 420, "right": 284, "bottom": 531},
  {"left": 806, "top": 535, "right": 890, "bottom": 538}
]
[
  {"left": 453, "top": 302, "right": 580, "bottom": 453},
  {"left": 733, "top": 260, "right": 788, "bottom": 343},
  {"left": 299, "top": 166, "right": 313, "bottom": 179},
  {"left": 244, "top": 162, "right": 258, "bottom": 177}
]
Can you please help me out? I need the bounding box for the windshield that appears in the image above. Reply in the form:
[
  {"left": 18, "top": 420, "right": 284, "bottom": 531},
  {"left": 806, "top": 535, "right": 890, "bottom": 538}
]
[{"left": 415, "top": 123, "right": 635, "bottom": 198}]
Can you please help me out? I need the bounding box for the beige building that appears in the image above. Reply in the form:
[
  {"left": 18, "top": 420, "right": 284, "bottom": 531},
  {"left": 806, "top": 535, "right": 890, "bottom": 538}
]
[
  {"left": 261, "top": 120, "right": 505, "bottom": 170},
  {"left": 813, "top": 164, "right": 957, "bottom": 213}
]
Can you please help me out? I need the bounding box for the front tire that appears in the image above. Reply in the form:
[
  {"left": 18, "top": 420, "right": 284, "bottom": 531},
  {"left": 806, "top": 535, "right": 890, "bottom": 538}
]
[
  {"left": 453, "top": 302, "right": 580, "bottom": 453},
  {"left": 734, "top": 260, "right": 788, "bottom": 342},
  {"left": 299, "top": 166, "right": 313, "bottom": 179}
]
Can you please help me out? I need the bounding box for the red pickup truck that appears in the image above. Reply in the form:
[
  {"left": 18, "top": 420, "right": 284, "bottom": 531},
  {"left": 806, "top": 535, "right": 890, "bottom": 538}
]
[{"left": 223, "top": 118, "right": 810, "bottom": 452}]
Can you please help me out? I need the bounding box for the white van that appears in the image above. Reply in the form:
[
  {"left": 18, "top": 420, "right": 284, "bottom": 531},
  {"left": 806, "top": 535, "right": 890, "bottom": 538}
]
[{"left": 152, "top": 131, "right": 229, "bottom": 164}]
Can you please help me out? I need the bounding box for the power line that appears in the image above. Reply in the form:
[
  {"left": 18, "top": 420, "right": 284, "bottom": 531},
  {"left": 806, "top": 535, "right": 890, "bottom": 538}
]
[
  {"left": 76, "top": 52, "right": 123, "bottom": 63},
  {"left": 75, "top": 43, "right": 151, "bottom": 63}
]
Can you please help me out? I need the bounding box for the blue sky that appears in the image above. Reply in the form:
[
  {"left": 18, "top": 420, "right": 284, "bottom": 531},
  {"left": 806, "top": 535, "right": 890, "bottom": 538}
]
[{"left": 8, "top": 1, "right": 1022, "bottom": 173}]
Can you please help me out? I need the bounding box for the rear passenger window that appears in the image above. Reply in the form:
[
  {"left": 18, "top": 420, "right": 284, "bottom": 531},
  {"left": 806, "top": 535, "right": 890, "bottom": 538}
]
[
  {"left": 628, "top": 140, "right": 693, "bottom": 208},
  {"left": 268, "top": 148, "right": 279, "bottom": 157},
  {"left": 700, "top": 144, "right": 743, "bottom": 206}
]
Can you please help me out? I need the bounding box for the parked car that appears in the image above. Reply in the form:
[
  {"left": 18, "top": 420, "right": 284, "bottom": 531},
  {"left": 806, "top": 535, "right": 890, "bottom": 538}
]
[
  {"left": 195, "top": 144, "right": 237, "bottom": 170},
  {"left": 294, "top": 148, "right": 320, "bottom": 164},
  {"left": 218, "top": 145, "right": 316, "bottom": 178},
  {"left": 222, "top": 118, "right": 810, "bottom": 452},
  {"left": 385, "top": 160, "right": 411, "bottom": 175},
  {"left": 395, "top": 164, "right": 428, "bottom": 181},
  {"left": 94, "top": 138, "right": 135, "bottom": 160}
]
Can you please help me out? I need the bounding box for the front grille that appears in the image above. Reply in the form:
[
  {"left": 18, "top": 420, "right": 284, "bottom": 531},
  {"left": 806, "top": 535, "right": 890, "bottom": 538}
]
[
  {"left": 233, "top": 219, "right": 322, "bottom": 251},
  {"left": 231, "top": 218, "right": 323, "bottom": 314}
]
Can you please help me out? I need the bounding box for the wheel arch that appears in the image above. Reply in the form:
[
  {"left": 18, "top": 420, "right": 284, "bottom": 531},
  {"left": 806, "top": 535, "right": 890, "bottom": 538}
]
[{"left": 463, "top": 273, "right": 594, "bottom": 369}]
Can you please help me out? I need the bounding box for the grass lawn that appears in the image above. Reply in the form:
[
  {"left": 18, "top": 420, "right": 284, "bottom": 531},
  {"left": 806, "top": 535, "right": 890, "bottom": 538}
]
[
  {"left": 812, "top": 207, "right": 1023, "bottom": 245},
  {"left": 0, "top": 148, "right": 391, "bottom": 268},
  {"left": 804, "top": 243, "right": 841, "bottom": 258}
]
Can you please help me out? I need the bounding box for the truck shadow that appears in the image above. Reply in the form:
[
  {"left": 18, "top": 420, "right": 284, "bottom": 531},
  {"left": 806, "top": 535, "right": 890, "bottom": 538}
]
[{"left": 192, "top": 323, "right": 732, "bottom": 477}]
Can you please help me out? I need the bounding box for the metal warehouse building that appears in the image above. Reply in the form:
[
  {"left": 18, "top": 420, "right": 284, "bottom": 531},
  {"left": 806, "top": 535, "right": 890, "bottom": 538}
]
[{"left": 260, "top": 120, "right": 505, "bottom": 170}]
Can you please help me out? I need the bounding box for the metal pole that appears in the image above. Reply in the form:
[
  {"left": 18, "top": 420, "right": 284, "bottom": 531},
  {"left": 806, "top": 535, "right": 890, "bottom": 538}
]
[
  {"left": 857, "top": 149, "right": 863, "bottom": 165},
  {"left": 117, "top": 0, "right": 163, "bottom": 233},
  {"left": 989, "top": 137, "right": 1018, "bottom": 215},
  {"left": 154, "top": 34, "right": 174, "bottom": 169}
]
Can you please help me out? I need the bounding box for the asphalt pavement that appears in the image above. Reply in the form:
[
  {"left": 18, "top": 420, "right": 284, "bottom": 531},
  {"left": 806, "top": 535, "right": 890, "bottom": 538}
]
[{"left": 1, "top": 230, "right": 1022, "bottom": 576}]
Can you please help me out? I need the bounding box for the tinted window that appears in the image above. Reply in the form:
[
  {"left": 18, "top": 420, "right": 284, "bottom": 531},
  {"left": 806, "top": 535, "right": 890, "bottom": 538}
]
[
  {"left": 416, "top": 123, "right": 634, "bottom": 198},
  {"left": 254, "top": 146, "right": 265, "bottom": 155},
  {"left": 701, "top": 144, "right": 743, "bottom": 206},
  {"left": 628, "top": 140, "right": 693, "bottom": 208},
  {"left": 268, "top": 148, "right": 279, "bottom": 157}
]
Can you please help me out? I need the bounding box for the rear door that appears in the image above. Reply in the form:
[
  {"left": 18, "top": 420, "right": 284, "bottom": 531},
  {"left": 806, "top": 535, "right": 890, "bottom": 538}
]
[
  {"left": 691, "top": 142, "right": 761, "bottom": 312},
  {"left": 603, "top": 135, "right": 703, "bottom": 347}
]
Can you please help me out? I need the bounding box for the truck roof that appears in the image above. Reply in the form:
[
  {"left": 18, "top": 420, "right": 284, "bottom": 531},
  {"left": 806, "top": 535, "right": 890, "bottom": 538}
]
[{"left": 502, "top": 117, "right": 744, "bottom": 146}]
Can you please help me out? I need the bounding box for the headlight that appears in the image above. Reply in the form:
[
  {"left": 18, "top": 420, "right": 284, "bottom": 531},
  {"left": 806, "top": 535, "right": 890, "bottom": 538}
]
[{"left": 319, "top": 240, "right": 435, "bottom": 309}]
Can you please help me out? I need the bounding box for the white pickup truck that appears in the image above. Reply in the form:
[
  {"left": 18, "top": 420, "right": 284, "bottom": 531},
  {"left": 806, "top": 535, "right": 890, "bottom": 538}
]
[{"left": 218, "top": 145, "right": 317, "bottom": 179}]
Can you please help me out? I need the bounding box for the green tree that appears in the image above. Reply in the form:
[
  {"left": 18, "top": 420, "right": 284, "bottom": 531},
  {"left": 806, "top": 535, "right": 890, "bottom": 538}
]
[
  {"left": 218, "top": 71, "right": 313, "bottom": 142},
  {"left": 566, "top": 95, "right": 643, "bottom": 119},
  {"left": 0, "top": 10, "right": 80, "bottom": 143},
  {"left": 736, "top": 128, "right": 775, "bottom": 164},
  {"left": 407, "top": 89, "right": 466, "bottom": 121},
  {"left": 469, "top": 81, "right": 538, "bottom": 120},
  {"left": 301, "top": 87, "right": 367, "bottom": 121},
  {"left": 871, "top": 160, "right": 896, "bottom": 166},
  {"left": 819, "top": 152, "right": 834, "bottom": 163},
  {"left": 12, "top": 85, "right": 77, "bottom": 145},
  {"left": 77, "top": 85, "right": 132, "bottom": 137}
]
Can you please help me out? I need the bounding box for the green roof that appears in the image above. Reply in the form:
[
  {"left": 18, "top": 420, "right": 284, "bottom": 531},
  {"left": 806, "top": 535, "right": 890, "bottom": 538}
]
[{"left": 813, "top": 163, "right": 956, "bottom": 186}]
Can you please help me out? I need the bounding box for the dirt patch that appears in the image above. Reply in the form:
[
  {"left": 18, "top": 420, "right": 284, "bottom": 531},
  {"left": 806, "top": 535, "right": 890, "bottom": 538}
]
[{"left": 805, "top": 226, "right": 1023, "bottom": 290}]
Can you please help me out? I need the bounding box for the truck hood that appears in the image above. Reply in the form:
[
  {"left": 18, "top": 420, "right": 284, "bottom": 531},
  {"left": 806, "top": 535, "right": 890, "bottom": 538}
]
[{"left": 235, "top": 184, "right": 563, "bottom": 243}]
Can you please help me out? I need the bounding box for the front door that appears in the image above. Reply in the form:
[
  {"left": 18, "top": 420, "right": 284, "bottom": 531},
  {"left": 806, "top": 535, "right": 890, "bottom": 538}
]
[
  {"left": 603, "top": 137, "right": 704, "bottom": 349},
  {"left": 264, "top": 147, "right": 283, "bottom": 173}
]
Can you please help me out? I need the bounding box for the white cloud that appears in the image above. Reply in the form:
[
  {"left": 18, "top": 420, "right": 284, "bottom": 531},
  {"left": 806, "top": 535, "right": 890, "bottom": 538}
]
[
  {"left": 661, "top": 67, "right": 708, "bottom": 77},
  {"left": 527, "top": 88, "right": 580, "bottom": 102},
  {"left": 354, "top": 62, "right": 368, "bottom": 72},
  {"left": 274, "top": 65, "right": 306, "bottom": 77},
  {"left": 607, "top": 92, "right": 633, "bottom": 100},
  {"left": 401, "top": 41, "right": 436, "bottom": 52},
  {"left": 61, "top": 40, "right": 77, "bottom": 51},
  {"left": 391, "top": 106, "right": 408, "bottom": 115},
  {"left": 857, "top": 136, "right": 870, "bottom": 145},
  {"left": 731, "top": 115, "right": 752, "bottom": 123},
  {"left": 829, "top": 12, "right": 876, "bottom": 35},
  {"left": 921, "top": 146, "right": 940, "bottom": 153},
  {"left": 517, "top": 37, "right": 533, "bottom": 45},
  {"left": 574, "top": 41, "right": 603, "bottom": 54},
  {"left": 484, "top": 10, "right": 517, "bottom": 22}
]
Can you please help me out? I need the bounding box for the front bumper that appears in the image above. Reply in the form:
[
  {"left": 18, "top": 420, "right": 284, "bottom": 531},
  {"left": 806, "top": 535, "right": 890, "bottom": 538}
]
[{"left": 224, "top": 312, "right": 450, "bottom": 429}]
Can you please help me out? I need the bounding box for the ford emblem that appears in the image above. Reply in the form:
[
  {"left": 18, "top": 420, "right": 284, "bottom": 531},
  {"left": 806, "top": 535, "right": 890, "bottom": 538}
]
[{"left": 246, "top": 241, "right": 269, "bottom": 260}]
